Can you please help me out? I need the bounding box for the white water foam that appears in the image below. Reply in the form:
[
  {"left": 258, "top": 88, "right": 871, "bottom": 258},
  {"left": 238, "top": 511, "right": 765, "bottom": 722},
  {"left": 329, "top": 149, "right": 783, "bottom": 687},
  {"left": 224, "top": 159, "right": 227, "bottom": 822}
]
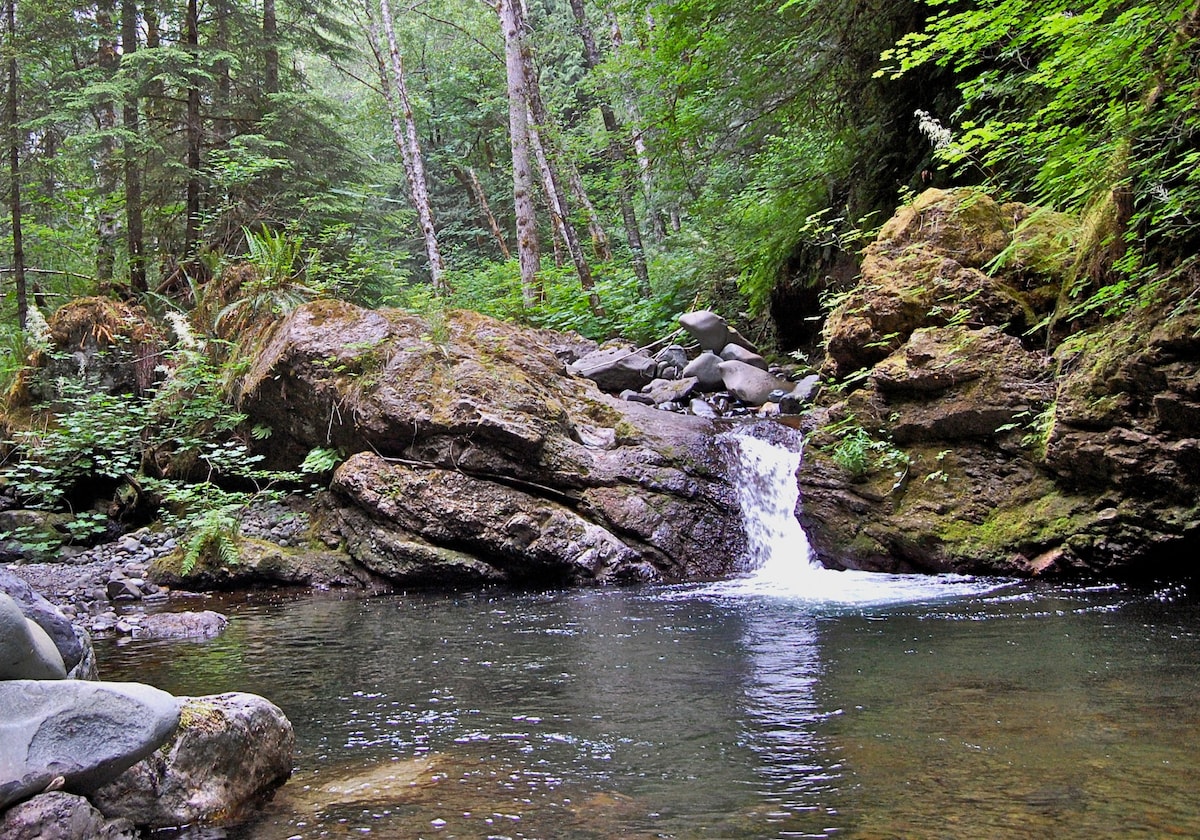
[{"left": 703, "top": 428, "right": 1007, "bottom": 607}]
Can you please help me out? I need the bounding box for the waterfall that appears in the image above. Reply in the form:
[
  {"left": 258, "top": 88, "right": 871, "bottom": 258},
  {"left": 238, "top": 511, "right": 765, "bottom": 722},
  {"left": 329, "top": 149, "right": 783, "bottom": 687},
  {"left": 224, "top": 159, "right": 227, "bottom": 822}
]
[
  {"left": 715, "top": 425, "right": 1005, "bottom": 604},
  {"left": 724, "top": 430, "right": 817, "bottom": 580}
]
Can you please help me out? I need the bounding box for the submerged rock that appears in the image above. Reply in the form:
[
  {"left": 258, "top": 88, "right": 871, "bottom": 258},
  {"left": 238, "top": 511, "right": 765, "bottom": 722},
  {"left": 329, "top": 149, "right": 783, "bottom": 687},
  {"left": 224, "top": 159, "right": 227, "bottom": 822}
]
[{"left": 0, "top": 792, "right": 136, "bottom": 839}]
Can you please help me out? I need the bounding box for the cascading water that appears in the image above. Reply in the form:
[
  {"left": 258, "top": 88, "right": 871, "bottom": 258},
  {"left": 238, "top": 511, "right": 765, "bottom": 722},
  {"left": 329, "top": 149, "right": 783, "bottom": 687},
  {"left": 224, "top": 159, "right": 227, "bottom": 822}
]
[{"left": 714, "top": 426, "right": 1005, "bottom": 605}]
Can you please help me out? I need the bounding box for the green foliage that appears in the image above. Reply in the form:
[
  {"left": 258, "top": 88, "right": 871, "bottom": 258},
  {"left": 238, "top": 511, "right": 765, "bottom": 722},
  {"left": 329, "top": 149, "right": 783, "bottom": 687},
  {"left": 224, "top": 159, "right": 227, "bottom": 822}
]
[
  {"left": 823, "top": 418, "right": 910, "bottom": 483},
  {"left": 300, "top": 446, "right": 343, "bottom": 475},
  {"left": 882, "top": 0, "right": 1200, "bottom": 311}
]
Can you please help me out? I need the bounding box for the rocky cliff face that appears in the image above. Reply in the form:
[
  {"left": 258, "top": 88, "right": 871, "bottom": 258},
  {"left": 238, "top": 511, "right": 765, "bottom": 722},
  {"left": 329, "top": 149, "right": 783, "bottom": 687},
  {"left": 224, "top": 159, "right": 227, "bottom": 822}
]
[
  {"left": 798, "top": 188, "right": 1200, "bottom": 578},
  {"left": 235, "top": 302, "right": 747, "bottom": 586}
]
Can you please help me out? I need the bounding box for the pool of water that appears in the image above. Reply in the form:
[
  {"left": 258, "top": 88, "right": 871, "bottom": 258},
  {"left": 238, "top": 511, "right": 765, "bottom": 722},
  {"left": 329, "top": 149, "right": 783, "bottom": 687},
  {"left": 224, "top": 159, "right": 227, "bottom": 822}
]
[{"left": 96, "top": 575, "right": 1200, "bottom": 839}]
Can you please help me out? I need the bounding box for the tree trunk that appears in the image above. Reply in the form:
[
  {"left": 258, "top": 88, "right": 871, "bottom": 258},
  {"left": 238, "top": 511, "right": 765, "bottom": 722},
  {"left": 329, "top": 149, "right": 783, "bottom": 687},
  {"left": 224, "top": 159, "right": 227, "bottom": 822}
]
[
  {"left": 121, "top": 0, "right": 146, "bottom": 293},
  {"left": 507, "top": 1, "right": 602, "bottom": 315},
  {"left": 456, "top": 165, "right": 510, "bottom": 259},
  {"left": 497, "top": 0, "right": 541, "bottom": 306},
  {"left": 569, "top": 0, "right": 648, "bottom": 293},
  {"left": 607, "top": 12, "right": 666, "bottom": 243},
  {"left": 264, "top": 0, "right": 279, "bottom": 97},
  {"left": 95, "top": 0, "right": 121, "bottom": 290},
  {"left": 378, "top": 0, "right": 448, "bottom": 293},
  {"left": 183, "top": 0, "right": 201, "bottom": 257},
  {"left": 6, "top": 0, "right": 25, "bottom": 329}
]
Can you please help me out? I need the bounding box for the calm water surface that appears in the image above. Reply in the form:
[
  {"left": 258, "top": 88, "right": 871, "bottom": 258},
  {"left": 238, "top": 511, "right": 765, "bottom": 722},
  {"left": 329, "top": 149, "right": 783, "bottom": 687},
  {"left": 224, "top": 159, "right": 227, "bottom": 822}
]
[{"left": 96, "top": 577, "right": 1200, "bottom": 839}]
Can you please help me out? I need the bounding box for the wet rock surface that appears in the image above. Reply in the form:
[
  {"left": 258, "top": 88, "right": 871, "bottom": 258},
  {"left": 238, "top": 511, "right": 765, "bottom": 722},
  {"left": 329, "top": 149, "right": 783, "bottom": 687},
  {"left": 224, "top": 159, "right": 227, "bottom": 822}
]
[{"left": 797, "top": 188, "right": 1200, "bottom": 578}]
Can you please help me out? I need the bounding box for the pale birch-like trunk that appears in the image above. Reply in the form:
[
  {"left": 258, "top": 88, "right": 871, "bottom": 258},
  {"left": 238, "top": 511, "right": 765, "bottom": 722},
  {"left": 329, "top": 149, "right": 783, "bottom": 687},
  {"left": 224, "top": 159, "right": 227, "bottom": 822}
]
[
  {"left": 378, "top": 0, "right": 448, "bottom": 293},
  {"left": 95, "top": 0, "right": 120, "bottom": 290},
  {"left": 497, "top": 0, "right": 541, "bottom": 305},
  {"left": 6, "top": 0, "right": 26, "bottom": 328}
]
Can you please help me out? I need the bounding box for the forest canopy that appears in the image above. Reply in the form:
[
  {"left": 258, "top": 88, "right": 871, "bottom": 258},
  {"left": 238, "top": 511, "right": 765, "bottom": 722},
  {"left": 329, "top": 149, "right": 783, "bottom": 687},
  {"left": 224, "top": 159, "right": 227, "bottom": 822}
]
[{"left": 1, "top": 0, "right": 1197, "bottom": 348}]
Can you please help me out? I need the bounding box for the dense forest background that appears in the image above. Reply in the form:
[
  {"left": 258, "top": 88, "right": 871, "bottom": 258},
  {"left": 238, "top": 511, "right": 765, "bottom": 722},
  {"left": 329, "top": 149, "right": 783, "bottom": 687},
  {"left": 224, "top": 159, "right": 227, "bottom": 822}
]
[{"left": 4, "top": 0, "right": 1198, "bottom": 353}]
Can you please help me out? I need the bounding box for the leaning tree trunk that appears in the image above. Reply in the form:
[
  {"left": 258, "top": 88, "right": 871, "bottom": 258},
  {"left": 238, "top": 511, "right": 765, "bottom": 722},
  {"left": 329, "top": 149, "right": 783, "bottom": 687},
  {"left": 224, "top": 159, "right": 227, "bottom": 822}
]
[
  {"left": 569, "top": 0, "right": 648, "bottom": 294},
  {"left": 456, "top": 165, "right": 510, "bottom": 259},
  {"left": 378, "top": 0, "right": 448, "bottom": 293},
  {"left": 6, "top": 0, "right": 26, "bottom": 329},
  {"left": 505, "top": 0, "right": 602, "bottom": 316},
  {"left": 496, "top": 0, "right": 542, "bottom": 306}
]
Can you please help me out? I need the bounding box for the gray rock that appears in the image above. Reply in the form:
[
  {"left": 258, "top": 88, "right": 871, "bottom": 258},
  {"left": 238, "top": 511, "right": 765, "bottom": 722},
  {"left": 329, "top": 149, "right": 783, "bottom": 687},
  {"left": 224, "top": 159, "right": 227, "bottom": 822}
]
[
  {"left": 567, "top": 346, "right": 658, "bottom": 392},
  {"left": 646, "top": 377, "right": 699, "bottom": 406},
  {"left": 92, "top": 693, "right": 295, "bottom": 829},
  {"left": 105, "top": 579, "right": 142, "bottom": 601},
  {"left": 724, "top": 325, "right": 760, "bottom": 355},
  {"left": 719, "top": 343, "right": 768, "bottom": 370},
  {"left": 0, "top": 792, "right": 137, "bottom": 839},
  {"left": 678, "top": 310, "right": 729, "bottom": 352},
  {"left": 0, "top": 568, "right": 83, "bottom": 674},
  {"left": 779, "top": 374, "right": 821, "bottom": 413},
  {"left": 619, "top": 389, "right": 655, "bottom": 405},
  {"left": 130, "top": 611, "right": 228, "bottom": 640},
  {"left": 0, "top": 680, "right": 181, "bottom": 809},
  {"left": 688, "top": 398, "right": 717, "bottom": 418},
  {"left": 681, "top": 351, "right": 725, "bottom": 391},
  {"left": 717, "top": 360, "right": 789, "bottom": 405},
  {"left": 654, "top": 345, "right": 689, "bottom": 380},
  {"left": 0, "top": 593, "right": 66, "bottom": 681}
]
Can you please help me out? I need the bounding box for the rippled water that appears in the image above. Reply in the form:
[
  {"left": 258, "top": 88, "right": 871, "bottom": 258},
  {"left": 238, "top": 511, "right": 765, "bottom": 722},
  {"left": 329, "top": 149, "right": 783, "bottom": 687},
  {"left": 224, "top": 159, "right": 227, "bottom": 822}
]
[{"left": 97, "top": 578, "right": 1200, "bottom": 839}]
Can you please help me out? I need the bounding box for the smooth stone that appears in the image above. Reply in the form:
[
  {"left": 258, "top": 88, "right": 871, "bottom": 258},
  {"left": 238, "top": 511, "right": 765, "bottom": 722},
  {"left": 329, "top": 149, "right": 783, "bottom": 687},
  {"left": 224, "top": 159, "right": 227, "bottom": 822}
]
[
  {"left": 678, "top": 310, "right": 729, "bottom": 352},
  {"left": 619, "top": 389, "right": 655, "bottom": 405},
  {"left": 567, "top": 346, "right": 658, "bottom": 393},
  {"left": 719, "top": 343, "right": 768, "bottom": 370},
  {"left": 681, "top": 351, "right": 725, "bottom": 391},
  {"left": 92, "top": 693, "right": 295, "bottom": 829},
  {"left": 688, "top": 398, "right": 717, "bottom": 418},
  {"left": 0, "top": 568, "right": 83, "bottom": 673},
  {"left": 0, "top": 593, "right": 66, "bottom": 681},
  {"left": 646, "top": 376, "right": 699, "bottom": 406},
  {"left": 0, "top": 680, "right": 182, "bottom": 809},
  {"left": 717, "top": 360, "right": 789, "bottom": 406}
]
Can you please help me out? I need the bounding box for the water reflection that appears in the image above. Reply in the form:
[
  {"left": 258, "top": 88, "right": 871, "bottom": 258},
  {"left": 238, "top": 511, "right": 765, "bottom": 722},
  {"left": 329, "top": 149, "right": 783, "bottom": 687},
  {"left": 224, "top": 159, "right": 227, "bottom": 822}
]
[{"left": 96, "top": 584, "right": 1200, "bottom": 839}]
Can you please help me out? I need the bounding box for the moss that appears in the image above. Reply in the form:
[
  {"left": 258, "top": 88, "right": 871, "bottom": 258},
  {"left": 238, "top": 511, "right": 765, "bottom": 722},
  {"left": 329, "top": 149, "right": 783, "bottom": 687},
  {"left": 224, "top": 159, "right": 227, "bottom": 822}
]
[{"left": 937, "top": 490, "right": 1093, "bottom": 557}]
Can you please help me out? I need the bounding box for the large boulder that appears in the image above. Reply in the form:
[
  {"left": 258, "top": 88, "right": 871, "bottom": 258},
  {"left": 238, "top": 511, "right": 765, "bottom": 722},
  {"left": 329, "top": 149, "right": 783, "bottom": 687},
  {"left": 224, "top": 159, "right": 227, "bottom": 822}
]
[
  {"left": 92, "top": 693, "right": 294, "bottom": 828},
  {"left": 0, "top": 680, "right": 180, "bottom": 810},
  {"left": 567, "top": 346, "right": 657, "bottom": 393},
  {"left": 232, "top": 303, "right": 747, "bottom": 586},
  {"left": 797, "top": 190, "right": 1200, "bottom": 580},
  {"left": 718, "top": 361, "right": 788, "bottom": 406},
  {"left": 0, "top": 569, "right": 87, "bottom": 678},
  {"left": 0, "top": 593, "right": 66, "bottom": 681},
  {"left": 0, "top": 792, "right": 136, "bottom": 839},
  {"left": 822, "top": 189, "right": 1036, "bottom": 378}
]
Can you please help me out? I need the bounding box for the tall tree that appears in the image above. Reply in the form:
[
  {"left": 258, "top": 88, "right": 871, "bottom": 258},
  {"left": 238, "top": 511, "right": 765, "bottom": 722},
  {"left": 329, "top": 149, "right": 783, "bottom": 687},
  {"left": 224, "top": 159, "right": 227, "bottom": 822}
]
[
  {"left": 121, "top": 0, "right": 145, "bottom": 292},
  {"left": 496, "top": 0, "right": 541, "bottom": 305},
  {"left": 95, "top": 0, "right": 121, "bottom": 288},
  {"left": 183, "top": 0, "right": 201, "bottom": 258},
  {"left": 5, "top": 0, "right": 25, "bottom": 328},
  {"left": 569, "top": 0, "right": 647, "bottom": 293},
  {"left": 377, "top": 0, "right": 448, "bottom": 293}
]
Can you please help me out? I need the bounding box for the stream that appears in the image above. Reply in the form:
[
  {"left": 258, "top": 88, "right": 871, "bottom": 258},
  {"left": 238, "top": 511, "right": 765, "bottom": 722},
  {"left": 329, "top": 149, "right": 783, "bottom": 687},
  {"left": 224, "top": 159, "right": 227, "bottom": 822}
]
[{"left": 93, "top": 432, "right": 1200, "bottom": 839}]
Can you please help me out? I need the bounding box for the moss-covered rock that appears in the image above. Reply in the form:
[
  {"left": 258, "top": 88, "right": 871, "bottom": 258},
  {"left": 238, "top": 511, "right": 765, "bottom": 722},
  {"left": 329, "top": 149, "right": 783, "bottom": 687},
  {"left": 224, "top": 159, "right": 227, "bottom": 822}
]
[
  {"left": 799, "top": 189, "right": 1200, "bottom": 580},
  {"left": 235, "top": 302, "right": 746, "bottom": 586}
]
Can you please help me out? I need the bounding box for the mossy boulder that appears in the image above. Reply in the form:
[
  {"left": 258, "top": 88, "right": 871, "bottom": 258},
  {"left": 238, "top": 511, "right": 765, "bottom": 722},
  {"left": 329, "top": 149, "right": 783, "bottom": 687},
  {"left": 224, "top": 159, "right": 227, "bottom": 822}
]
[
  {"left": 799, "top": 190, "right": 1199, "bottom": 579},
  {"left": 235, "top": 302, "right": 746, "bottom": 586},
  {"left": 823, "top": 190, "right": 1040, "bottom": 378}
]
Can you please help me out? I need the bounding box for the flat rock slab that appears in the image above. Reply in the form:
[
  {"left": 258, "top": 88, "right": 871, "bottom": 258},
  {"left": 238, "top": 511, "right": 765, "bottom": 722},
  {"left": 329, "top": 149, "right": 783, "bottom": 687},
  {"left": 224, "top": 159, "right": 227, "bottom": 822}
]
[{"left": 0, "top": 680, "right": 181, "bottom": 810}]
